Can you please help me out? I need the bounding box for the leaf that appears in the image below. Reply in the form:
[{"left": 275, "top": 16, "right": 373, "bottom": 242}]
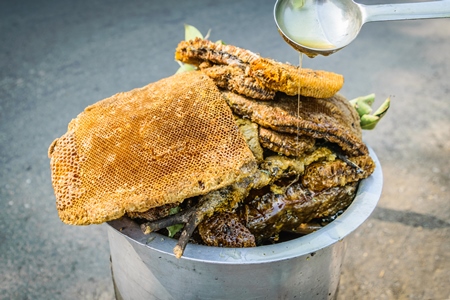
[
  {"left": 360, "top": 114, "right": 380, "bottom": 130},
  {"left": 373, "top": 97, "right": 390, "bottom": 118},
  {"left": 349, "top": 94, "right": 375, "bottom": 117},
  {"left": 184, "top": 24, "right": 203, "bottom": 41},
  {"left": 350, "top": 94, "right": 390, "bottom": 130},
  {"left": 204, "top": 29, "right": 212, "bottom": 40},
  {"left": 175, "top": 63, "right": 196, "bottom": 74},
  {"left": 360, "top": 97, "right": 391, "bottom": 130},
  {"left": 167, "top": 223, "right": 184, "bottom": 238},
  {"left": 169, "top": 207, "right": 180, "bottom": 215},
  {"left": 166, "top": 206, "right": 184, "bottom": 238}
]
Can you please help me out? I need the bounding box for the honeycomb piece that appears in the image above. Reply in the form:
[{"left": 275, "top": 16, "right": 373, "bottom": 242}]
[
  {"left": 198, "top": 212, "right": 256, "bottom": 247},
  {"left": 201, "top": 65, "right": 275, "bottom": 100},
  {"left": 258, "top": 127, "right": 315, "bottom": 157},
  {"left": 223, "top": 91, "right": 367, "bottom": 156},
  {"left": 302, "top": 155, "right": 375, "bottom": 192},
  {"left": 249, "top": 58, "right": 344, "bottom": 98},
  {"left": 175, "top": 38, "right": 259, "bottom": 67},
  {"left": 244, "top": 182, "right": 358, "bottom": 243},
  {"left": 49, "top": 71, "right": 257, "bottom": 225}
]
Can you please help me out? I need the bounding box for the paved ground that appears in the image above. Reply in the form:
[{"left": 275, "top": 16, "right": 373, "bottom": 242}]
[{"left": 1, "top": 0, "right": 449, "bottom": 299}]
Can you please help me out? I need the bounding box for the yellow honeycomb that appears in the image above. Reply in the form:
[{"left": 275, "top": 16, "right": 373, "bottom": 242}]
[{"left": 49, "top": 71, "right": 257, "bottom": 225}]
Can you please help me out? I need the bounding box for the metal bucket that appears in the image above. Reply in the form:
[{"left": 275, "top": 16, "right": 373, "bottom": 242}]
[{"left": 107, "top": 148, "right": 382, "bottom": 300}]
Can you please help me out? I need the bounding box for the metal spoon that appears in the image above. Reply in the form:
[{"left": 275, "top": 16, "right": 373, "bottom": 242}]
[{"left": 274, "top": 0, "right": 450, "bottom": 57}]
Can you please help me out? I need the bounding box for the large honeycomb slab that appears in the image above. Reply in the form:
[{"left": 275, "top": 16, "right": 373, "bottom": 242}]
[{"left": 49, "top": 71, "right": 257, "bottom": 225}]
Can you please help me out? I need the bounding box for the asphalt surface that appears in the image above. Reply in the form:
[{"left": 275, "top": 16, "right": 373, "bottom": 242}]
[{"left": 1, "top": 0, "right": 449, "bottom": 299}]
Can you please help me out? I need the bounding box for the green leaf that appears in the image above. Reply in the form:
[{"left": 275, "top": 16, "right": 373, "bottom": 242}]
[
  {"left": 184, "top": 24, "right": 203, "bottom": 41},
  {"left": 349, "top": 94, "right": 375, "bottom": 117},
  {"left": 167, "top": 223, "right": 184, "bottom": 238},
  {"left": 175, "top": 62, "right": 196, "bottom": 74},
  {"left": 356, "top": 102, "right": 373, "bottom": 116},
  {"left": 360, "top": 114, "right": 380, "bottom": 130},
  {"left": 360, "top": 97, "right": 391, "bottom": 130},
  {"left": 166, "top": 206, "right": 184, "bottom": 238},
  {"left": 349, "top": 94, "right": 375, "bottom": 106},
  {"left": 169, "top": 207, "right": 180, "bottom": 215},
  {"left": 373, "top": 97, "right": 390, "bottom": 118},
  {"left": 350, "top": 94, "right": 390, "bottom": 130}
]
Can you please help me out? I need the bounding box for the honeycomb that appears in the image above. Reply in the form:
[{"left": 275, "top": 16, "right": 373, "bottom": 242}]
[
  {"left": 49, "top": 71, "right": 257, "bottom": 225},
  {"left": 198, "top": 212, "right": 256, "bottom": 247}
]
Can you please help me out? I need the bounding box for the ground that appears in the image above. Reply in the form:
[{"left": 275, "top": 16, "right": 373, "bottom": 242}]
[{"left": 0, "top": 0, "right": 448, "bottom": 299}]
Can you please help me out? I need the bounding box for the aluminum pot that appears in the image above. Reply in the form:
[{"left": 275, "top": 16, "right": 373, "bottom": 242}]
[{"left": 107, "top": 147, "right": 382, "bottom": 300}]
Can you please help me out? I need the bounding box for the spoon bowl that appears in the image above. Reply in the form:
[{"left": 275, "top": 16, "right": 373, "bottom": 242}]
[{"left": 274, "top": 0, "right": 450, "bottom": 57}]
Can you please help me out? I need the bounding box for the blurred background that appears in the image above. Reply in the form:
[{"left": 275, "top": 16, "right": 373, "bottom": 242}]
[{"left": 0, "top": 0, "right": 449, "bottom": 299}]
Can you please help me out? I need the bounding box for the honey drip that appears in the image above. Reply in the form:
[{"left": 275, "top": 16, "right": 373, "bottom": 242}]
[{"left": 296, "top": 52, "right": 303, "bottom": 157}]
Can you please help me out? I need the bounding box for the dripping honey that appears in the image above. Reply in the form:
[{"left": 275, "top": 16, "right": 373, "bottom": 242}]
[{"left": 296, "top": 52, "right": 303, "bottom": 157}]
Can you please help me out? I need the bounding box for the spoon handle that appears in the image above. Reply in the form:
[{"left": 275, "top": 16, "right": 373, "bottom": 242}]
[{"left": 360, "top": 0, "right": 450, "bottom": 23}]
